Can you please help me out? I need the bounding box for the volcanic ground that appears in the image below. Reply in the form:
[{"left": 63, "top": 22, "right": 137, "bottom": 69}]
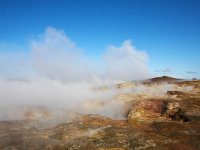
[{"left": 0, "top": 76, "right": 200, "bottom": 150}]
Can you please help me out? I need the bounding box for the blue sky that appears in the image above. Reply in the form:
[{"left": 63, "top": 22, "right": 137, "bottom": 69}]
[{"left": 0, "top": 0, "right": 200, "bottom": 79}]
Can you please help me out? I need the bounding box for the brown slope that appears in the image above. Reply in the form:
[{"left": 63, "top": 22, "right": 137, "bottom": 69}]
[{"left": 149, "top": 76, "right": 181, "bottom": 83}]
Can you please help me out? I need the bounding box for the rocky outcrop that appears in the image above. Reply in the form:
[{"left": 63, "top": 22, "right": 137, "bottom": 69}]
[
  {"left": 127, "top": 100, "right": 189, "bottom": 124},
  {"left": 127, "top": 100, "right": 167, "bottom": 124},
  {"left": 162, "top": 107, "right": 189, "bottom": 122},
  {"left": 167, "top": 91, "right": 185, "bottom": 96}
]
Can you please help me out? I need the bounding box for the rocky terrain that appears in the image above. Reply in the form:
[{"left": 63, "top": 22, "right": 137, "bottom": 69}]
[{"left": 0, "top": 76, "right": 200, "bottom": 150}]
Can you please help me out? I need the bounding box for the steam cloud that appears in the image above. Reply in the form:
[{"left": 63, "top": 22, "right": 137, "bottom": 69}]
[{"left": 0, "top": 27, "right": 150, "bottom": 123}]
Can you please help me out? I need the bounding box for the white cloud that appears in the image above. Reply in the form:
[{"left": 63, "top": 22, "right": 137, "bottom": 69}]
[
  {"left": 186, "top": 71, "right": 198, "bottom": 75},
  {"left": 155, "top": 67, "right": 172, "bottom": 73}
]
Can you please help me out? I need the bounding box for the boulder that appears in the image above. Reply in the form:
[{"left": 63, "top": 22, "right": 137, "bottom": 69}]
[
  {"left": 127, "top": 100, "right": 189, "bottom": 124},
  {"left": 162, "top": 102, "right": 189, "bottom": 122},
  {"left": 127, "top": 100, "right": 167, "bottom": 124}
]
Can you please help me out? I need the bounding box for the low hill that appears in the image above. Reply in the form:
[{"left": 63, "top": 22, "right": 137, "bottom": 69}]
[{"left": 149, "top": 76, "right": 181, "bottom": 83}]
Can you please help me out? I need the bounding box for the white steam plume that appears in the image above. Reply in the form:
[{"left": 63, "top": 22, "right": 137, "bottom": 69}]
[
  {"left": 0, "top": 27, "right": 150, "bottom": 123},
  {"left": 30, "top": 27, "right": 149, "bottom": 81},
  {"left": 104, "top": 40, "right": 149, "bottom": 81},
  {"left": 30, "top": 27, "right": 94, "bottom": 81}
]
